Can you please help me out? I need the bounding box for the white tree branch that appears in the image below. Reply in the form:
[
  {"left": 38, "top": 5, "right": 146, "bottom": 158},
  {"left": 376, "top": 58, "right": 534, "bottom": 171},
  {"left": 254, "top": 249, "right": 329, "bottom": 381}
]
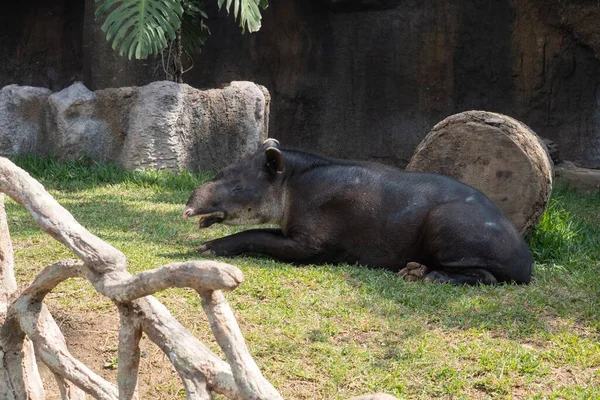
[
  {"left": 0, "top": 193, "right": 45, "bottom": 400},
  {"left": 200, "top": 290, "right": 283, "bottom": 400},
  {"left": 103, "top": 261, "right": 244, "bottom": 302},
  {"left": 0, "top": 159, "right": 127, "bottom": 273},
  {"left": 54, "top": 372, "right": 86, "bottom": 400},
  {"left": 117, "top": 305, "right": 141, "bottom": 400}
]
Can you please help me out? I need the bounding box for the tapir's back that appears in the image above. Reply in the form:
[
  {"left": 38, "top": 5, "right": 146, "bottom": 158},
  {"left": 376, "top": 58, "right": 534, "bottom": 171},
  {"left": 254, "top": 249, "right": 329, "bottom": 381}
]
[{"left": 281, "top": 151, "right": 511, "bottom": 268}]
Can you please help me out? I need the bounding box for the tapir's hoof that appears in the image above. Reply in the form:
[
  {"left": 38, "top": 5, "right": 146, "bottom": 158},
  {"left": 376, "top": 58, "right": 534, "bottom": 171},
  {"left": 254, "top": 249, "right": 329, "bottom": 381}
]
[
  {"left": 398, "top": 262, "right": 428, "bottom": 281},
  {"left": 198, "top": 244, "right": 215, "bottom": 256}
]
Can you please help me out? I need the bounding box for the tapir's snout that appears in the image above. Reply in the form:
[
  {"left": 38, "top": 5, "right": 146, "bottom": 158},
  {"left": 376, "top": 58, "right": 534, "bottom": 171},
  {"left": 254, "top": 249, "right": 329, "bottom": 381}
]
[{"left": 182, "top": 207, "right": 194, "bottom": 220}]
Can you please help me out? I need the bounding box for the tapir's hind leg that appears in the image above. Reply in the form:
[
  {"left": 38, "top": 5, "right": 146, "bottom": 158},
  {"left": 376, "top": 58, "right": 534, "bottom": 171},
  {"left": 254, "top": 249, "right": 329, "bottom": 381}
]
[
  {"left": 423, "top": 269, "right": 498, "bottom": 285},
  {"left": 399, "top": 262, "right": 497, "bottom": 285},
  {"left": 420, "top": 201, "right": 533, "bottom": 285}
]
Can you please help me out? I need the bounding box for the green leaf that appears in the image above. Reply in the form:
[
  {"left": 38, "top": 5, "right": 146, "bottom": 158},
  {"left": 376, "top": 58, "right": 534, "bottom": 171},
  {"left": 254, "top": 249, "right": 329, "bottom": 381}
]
[
  {"left": 218, "top": 0, "right": 266, "bottom": 33},
  {"left": 95, "top": 0, "right": 184, "bottom": 60},
  {"left": 180, "top": 0, "right": 211, "bottom": 57}
]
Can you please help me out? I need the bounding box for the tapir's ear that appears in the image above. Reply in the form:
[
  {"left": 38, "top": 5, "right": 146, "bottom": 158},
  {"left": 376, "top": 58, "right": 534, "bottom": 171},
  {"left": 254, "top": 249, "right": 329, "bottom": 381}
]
[
  {"left": 263, "top": 138, "right": 280, "bottom": 149},
  {"left": 265, "top": 146, "right": 285, "bottom": 175}
]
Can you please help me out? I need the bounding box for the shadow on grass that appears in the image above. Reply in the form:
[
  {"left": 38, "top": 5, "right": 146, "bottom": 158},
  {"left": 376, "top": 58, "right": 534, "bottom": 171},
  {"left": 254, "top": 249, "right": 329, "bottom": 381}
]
[{"left": 11, "top": 155, "right": 212, "bottom": 198}]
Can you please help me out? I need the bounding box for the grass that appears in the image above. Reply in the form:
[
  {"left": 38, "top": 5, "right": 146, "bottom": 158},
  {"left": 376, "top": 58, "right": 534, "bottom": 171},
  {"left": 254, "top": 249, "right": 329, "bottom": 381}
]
[{"left": 4, "top": 156, "right": 600, "bottom": 399}]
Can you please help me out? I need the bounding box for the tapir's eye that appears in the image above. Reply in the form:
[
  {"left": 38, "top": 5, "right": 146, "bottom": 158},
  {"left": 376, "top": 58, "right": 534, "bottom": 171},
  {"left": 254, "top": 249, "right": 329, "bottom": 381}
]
[{"left": 232, "top": 186, "right": 243, "bottom": 192}]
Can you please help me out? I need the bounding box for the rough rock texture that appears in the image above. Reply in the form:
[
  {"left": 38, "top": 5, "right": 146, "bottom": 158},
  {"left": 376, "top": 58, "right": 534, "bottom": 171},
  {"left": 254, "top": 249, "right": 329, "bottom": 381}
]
[
  {"left": 2, "top": 1, "right": 600, "bottom": 168},
  {"left": 324, "top": 0, "right": 402, "bottom": 12},
  {"left": 542, "top": 138, "right": 561, "bottom": 165},
  {"left": 184, "top": 0, "right": 600, "bottom": 169},
  {"left": 554, "top": 161, "right": 600, "bottom": 193},
  {"left": 0, "top": 81, "right": 269, "bottom": 172},
  {"left": 0, "top": 0, "right": 84, "bottom": 90},
  {"left": 121, "top": 81, "right": 269, "bottom": 172},
  {"left": 47, "top": 82, "right": 113, "bottom": 162},
  {"left": 0, "top": 85, "right": 51, "bottom": 158},
  {"left": 407, "top": 111, "right": 553, "bottom": 234}
]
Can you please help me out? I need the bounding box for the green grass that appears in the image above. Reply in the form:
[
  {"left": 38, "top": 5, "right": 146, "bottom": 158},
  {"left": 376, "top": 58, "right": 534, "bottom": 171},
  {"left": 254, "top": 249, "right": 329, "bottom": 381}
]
[{"left": 5, "top": 156, "right": 600, "bottom": 399}]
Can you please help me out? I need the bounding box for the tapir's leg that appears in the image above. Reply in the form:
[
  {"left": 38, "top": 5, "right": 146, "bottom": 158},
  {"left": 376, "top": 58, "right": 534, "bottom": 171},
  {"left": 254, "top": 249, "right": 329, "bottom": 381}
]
[
  {"left": 199, "top": 229, "right": 320, "bottom": 262},
  {"left": 423, "top": 269, "right": 498, "bottom": 285},
  {"left": 421, "top": 201, "right": 533, "bottom": 285},
  {"left": 398, "top": 262, "right": 497, "bottom": 285}
]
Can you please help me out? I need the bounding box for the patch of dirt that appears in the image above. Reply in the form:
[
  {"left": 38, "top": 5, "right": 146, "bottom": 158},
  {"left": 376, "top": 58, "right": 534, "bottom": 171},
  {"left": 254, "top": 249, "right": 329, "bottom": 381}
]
[{"left": 39, "top": 308, "right": 183, "bottom": 399}]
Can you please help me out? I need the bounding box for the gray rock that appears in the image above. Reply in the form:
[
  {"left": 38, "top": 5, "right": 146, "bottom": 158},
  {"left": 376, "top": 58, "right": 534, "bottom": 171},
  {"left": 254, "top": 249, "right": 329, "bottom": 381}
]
[
  {"left": 178, "top": 81, "right": 270, "bottom": 172},
  {"left": 120, "top": 81, "right": 185, "bottom": 171},
  {"left": 554, "top": 161, "right": 600, "bottom": 193},
  {"left": 121, "top": 81, "right": 269, "bottom": 172},
  {"left": 47, "top": 82, "right": 114, "bottom": 162},
  {"left": 0, "top": 85, "right": 51, "bottom": 157},
  {"left": 0, "top": 81, "right": 269, "bottom": 172}
]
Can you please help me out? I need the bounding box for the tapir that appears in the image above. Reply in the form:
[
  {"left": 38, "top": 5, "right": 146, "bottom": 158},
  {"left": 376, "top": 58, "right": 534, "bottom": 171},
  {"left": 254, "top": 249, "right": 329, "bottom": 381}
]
[{"left": 183, "top": 139, "right": 533, "bottom": 285}]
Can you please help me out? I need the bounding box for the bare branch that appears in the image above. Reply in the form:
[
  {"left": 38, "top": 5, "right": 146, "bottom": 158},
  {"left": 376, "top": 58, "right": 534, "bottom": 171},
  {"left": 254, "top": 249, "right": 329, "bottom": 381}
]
[
  {"left": 200, "top": 290, "right": 283, "bottom": 400},
  {"left": 0, "top": 194, "right": 16, "bottom": 316},
  {"left": 54, "top": 373, "right": 86, "bottom": 400},
  {"left": 104, "top": 261, "right": 244, "bottom": 302},
  {"left": 0, "top": 159, "right": 127, "bottom": 273},
  {"left": 135, "top": 297, "right": 241, "bottom": 399},
  {"left": 117, "top": 305, "right": 141, "bottom": 400},
  {"left": 0, "top": 157, "right": 287, "bottom": 399},
  {"left": 0, "top": 193, "right": 45, "bottom": 399},
  {"left": 13, "top": 296, "right": 119, "bottom": 399}
]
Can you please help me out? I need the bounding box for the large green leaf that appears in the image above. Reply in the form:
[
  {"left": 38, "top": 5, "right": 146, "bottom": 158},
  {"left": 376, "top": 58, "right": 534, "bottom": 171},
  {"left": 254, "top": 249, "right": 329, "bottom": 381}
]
[
  {"left": 181, "top": 0, "right": 211, "bottom": 57},
  {"left": 218, "top": 0, "right": 268, "bottom": 33},
  {"left": 95, "top": 0, "right": 184, "bottom": 59}
]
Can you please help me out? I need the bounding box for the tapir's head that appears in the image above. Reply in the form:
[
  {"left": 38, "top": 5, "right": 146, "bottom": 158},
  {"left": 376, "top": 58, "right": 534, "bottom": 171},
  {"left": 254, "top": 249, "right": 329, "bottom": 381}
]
[{"left": 183, "top": 139, "right": 286, "bottom": 228}]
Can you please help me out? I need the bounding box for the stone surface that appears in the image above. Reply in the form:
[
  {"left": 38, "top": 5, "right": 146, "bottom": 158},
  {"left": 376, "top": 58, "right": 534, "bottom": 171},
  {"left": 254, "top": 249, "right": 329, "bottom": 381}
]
[
  {"left": 184, "top": 0, "right": 600, "bottom": 169},
  {"left": 554, "top": 161, "right": 600, "bottom": 193},
  {"left": 0, "top": 85, "right": 51, "bottom": 158},
  {"left": 47, "top": 82, "right": 113, "bottom": 162},
  {"left": 0, "top": 81, "right": 269, "bottom": 172},
  {"left": 407, "top": 111, "right": 553, "bottom": 235},
  {"left": 324, "top": 0, "right": 402, "bottom": 12},
  {"left": 121, "top": 81, "right": 269, "bottom": 172},
  {"left": 542, "top": 137, "right": 561, "bottom": 165}
]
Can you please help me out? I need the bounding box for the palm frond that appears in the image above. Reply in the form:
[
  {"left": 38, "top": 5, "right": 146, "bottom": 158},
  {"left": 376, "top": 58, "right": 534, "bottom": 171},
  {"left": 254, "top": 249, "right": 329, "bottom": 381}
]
[
  {"left": 181, "top": 1, "right": 211, "bottom": 57},
  {"left": 95, "top": 0, "right": 184, "bottom": 60},
  {"left": 218, "top": 0, "right": 268, "bottom": 33}
]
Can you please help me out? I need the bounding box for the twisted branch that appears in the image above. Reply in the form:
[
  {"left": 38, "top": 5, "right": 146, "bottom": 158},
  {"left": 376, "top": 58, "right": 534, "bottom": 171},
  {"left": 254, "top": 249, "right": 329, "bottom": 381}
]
[
  {"left": 0, "top": 156, "right": 397, "bottom": 400},
  {"left": 0, "top": 157, "right": 278, "bottom": 399}
]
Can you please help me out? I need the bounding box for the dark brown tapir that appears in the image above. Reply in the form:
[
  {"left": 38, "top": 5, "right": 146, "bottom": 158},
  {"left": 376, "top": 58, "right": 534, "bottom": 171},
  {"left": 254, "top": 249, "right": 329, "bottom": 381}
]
[{"left": 183, "top": 139, "right": 533, "bottom": 285}]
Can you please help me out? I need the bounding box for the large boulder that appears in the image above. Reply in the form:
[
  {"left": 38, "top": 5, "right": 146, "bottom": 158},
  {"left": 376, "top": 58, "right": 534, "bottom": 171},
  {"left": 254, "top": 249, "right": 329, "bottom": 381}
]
[
  {"left": 121, "top": 81, "right": 269, "bottom": 172},
  {"left": 0, "top": 81, "right": 270, "bottom": 172},
  {"left": 47, "top": 82, "right": 115, "bottom": 162},
  {"left": 407, "top": 111, "right": 553, "bottom": 235},
  {"left": 0, "top": 85, "right": 51, "bottom": 157}
]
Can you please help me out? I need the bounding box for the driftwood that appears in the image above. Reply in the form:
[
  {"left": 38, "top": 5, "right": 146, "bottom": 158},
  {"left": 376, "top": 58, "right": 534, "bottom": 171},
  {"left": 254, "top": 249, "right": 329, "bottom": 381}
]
[{"left": 0, "top": 157, "right": 397, "bottom": 400}]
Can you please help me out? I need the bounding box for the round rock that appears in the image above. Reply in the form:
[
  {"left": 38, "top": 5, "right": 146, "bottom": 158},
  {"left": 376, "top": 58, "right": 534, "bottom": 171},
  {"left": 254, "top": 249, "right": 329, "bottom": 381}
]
[{"left": 406, "top": 110, "right": 553, "bottom": 235}]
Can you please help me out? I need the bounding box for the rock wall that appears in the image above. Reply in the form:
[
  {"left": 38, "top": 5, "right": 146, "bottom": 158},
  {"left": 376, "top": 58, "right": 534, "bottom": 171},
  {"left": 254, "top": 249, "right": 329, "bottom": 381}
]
[
  {"left": 183, "top": 0, "right": 600, "bottom": 168},
  {"left": 1, "top": 0, "right": 600, "bottom": 168},
  {"left": 0, "top": 81, "right": 270, "bottom": 172}
]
